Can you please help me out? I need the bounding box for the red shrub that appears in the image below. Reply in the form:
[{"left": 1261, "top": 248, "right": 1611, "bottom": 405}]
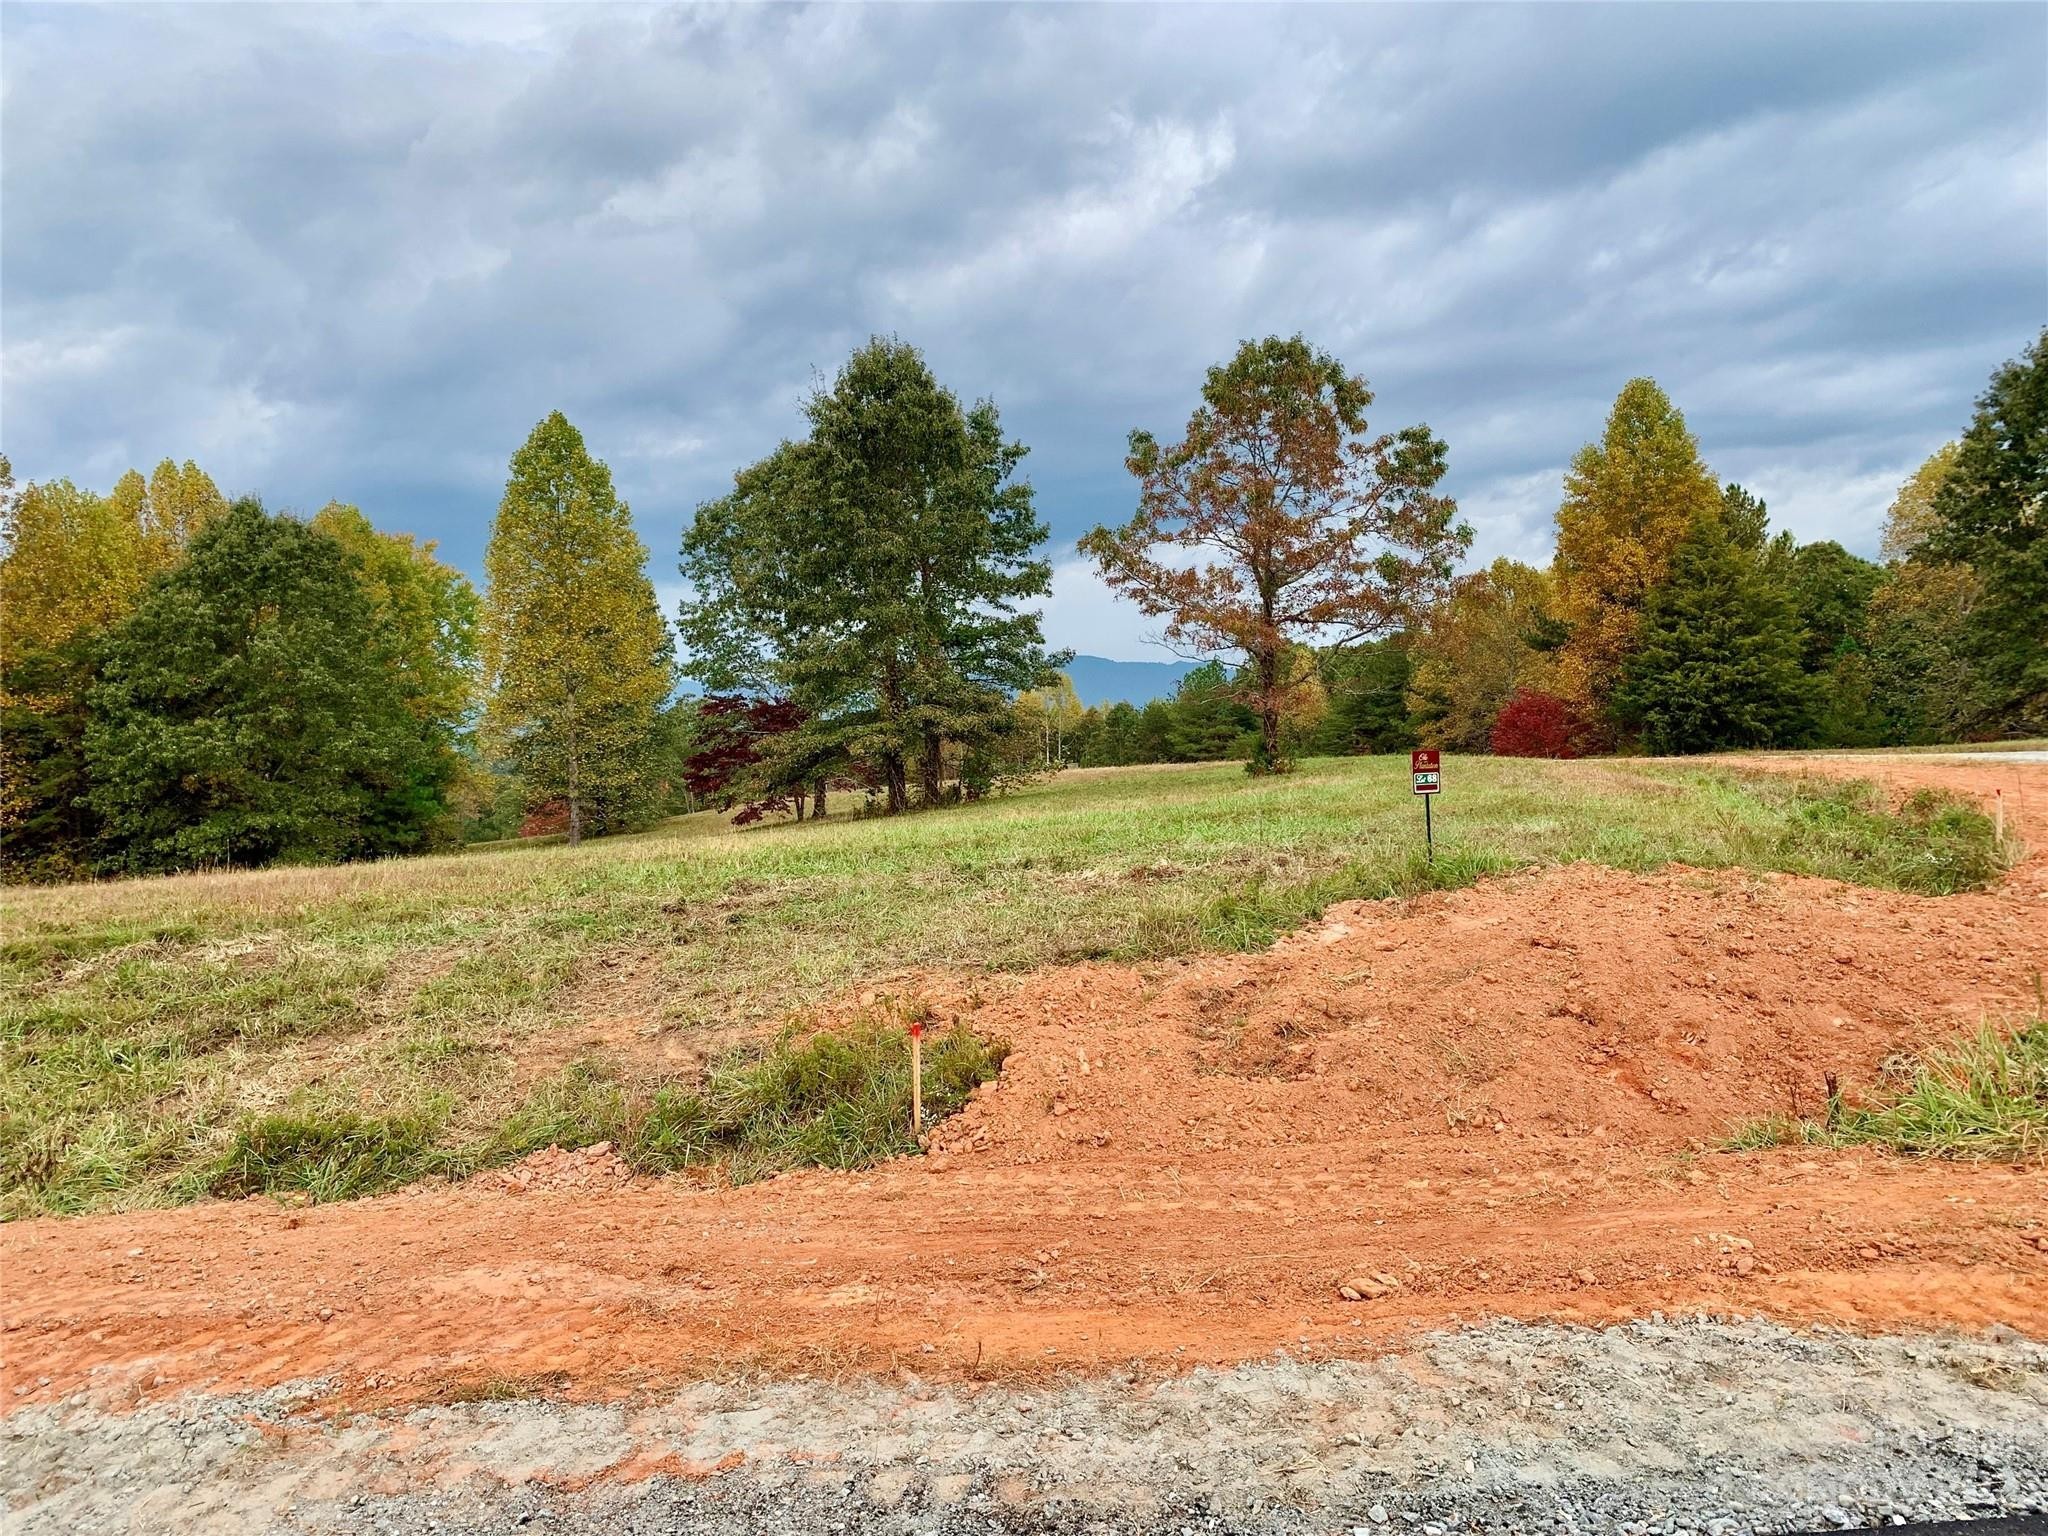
[{"left": 1490, "top": 689, "right": 1588, "bottom": 759}]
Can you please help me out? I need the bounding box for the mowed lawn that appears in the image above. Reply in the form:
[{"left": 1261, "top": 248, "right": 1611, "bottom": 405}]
[{"left": 0, "top": 755, "right": 2000, "bottom": 1217}]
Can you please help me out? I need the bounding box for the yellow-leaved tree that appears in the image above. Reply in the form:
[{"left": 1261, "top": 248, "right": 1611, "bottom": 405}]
[
  {"left": 482, "top": 412, "right": 674, "bottom": 845},
  {"left": 1, "top": 457, "right": 228, "bottom": 879},
  {"left": 1552, "top": 379, "right": 1722, "bottom": 731},
  {"left": 1407, "top": 558, "right": 1562, "bottom": 751}
]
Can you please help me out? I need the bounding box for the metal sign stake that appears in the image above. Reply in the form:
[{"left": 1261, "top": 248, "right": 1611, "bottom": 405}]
[{"left": 1410, "top": 749, "right": 1441, "bottom": 864}]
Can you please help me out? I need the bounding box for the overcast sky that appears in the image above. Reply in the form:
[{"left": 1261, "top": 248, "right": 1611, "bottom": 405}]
[{"left": 4, "top": 3, "right": 2043, "bottom": 660}]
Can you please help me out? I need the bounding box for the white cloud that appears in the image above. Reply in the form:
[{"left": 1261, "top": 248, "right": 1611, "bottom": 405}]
[{"left": 1039, "top": 558, "right": 1184, "bottom": 663}]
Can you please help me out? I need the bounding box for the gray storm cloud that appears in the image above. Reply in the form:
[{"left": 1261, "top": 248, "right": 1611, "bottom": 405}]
[{"left": 3, "top": 2, "right": 2042, "bottom": 658}]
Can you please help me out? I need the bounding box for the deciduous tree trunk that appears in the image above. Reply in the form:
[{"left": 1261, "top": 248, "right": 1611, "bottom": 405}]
[
  {"left": 884, "top": 753, "right": 908, "bottom": 814},
  {"left": 1255, "top": 645, "right": 1282, "bottom": 774},
  {"left": 566, "top": 747, "right": 583, "bottom": 846},
  {"left": 812, "top": 778, "right": 826, "bottom": 819},
  {"left": 920, "top": 731, "right": 944, "bottom": 805}
]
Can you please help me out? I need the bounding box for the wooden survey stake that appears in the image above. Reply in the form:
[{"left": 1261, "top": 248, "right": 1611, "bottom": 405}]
[{"left": 910, "top": 1018, "right": 924, "bottom": 1134}]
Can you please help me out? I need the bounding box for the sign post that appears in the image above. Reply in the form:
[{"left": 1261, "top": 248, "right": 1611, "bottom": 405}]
[{"left": 1410, "top": 749, "right": 1441, "bottom": 863}]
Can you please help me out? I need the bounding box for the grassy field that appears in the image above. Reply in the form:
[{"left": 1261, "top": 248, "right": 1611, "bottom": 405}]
[{"left": 0, "top": 754, "right": 2004, "bottom": 1218}]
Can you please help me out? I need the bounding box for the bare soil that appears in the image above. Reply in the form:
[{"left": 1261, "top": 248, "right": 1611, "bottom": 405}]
[{"left": 3, "top": 756, "right": 2045, "bottom": 1419}]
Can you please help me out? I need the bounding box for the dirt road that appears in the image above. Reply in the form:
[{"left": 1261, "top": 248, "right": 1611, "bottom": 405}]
[{"left": 4, "top": 753, "right": 2046, "bottom": 1531}]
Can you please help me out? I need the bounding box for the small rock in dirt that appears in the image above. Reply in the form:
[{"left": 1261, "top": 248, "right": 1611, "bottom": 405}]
[
  {"left": 1339, "top": 1273, "right": 1401, "bottom": 1301},
  {"left": 1369, "top": 1503, "right": 1390, "bottom": 1524}
]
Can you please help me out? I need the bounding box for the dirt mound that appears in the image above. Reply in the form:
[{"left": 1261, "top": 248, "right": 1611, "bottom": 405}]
[
  {"left": 925, "top": 860, "right": 2037, "bottom": 1167},
  {"left": 2, "top": 754, "right": 2043, "bottom": 1414}
]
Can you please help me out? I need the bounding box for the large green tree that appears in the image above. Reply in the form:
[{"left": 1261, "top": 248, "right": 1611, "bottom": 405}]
[
  {"left": 1082, "top": 335, "right": 1466, "bottom": 774},
  {"left": 1554, "top": 380, "right": 1724, "bottom": 730},
  {"left": 313, "top": 503, "right": 480, "bottom": 841},
  {"left": 680, "top": 339, "right": 1059, "bottom": 813},
  {"left": 1784, "top": 540, "right": 1886, "bottom": 674},
  {"left": 483, "top": 413, "right": 675, "bottom": 845},
  {"left": 312, "top": 503, "right": 479, "bottom": 734},
  {"left": 1926, "top": 329, "right": 2047, "bottom": 733},
  {"left": 84, "top": 500, "right": 448, "bottom": 872},
  {"left": 1612, "top": 512, "right": 1812, "bottom": 754}
]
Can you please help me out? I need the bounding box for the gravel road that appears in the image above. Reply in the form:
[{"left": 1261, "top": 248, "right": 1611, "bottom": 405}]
[{"left": 6, "top": 1317, "right": 2046, "bottom": 1535}]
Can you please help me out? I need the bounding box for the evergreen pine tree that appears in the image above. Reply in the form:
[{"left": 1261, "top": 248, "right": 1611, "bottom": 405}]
[
  {"left": 681, "top": 340, "right": 1059, "bottom": 812},
  {"left": 1612, "top": 513, "right": 1813, "bottom": 754},
  {"left": 483, "top": 413, "right": 675, "bottom": 845}
]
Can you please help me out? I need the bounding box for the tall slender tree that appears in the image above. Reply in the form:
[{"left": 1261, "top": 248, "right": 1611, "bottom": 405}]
[
  {"left": 1865, "top": 444, "right": 1986, "bottom": 742},
  {"left": 1081, "top": 335, "right": 1467, "bottom": 774},
  {"left": 1553, "top": 379, "right": 1723, "bottom": 730},
  {"left": 483, "top": 413, "right": 674, "bottom": 845}
]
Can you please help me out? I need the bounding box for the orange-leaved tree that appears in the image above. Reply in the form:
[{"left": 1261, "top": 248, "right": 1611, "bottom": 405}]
[
  {"left": 1080, "top": 336, "right": 1469, "bottom": 773},
  {"left": 1552, "top": 378, "right": 1721, "bottom": 728}
]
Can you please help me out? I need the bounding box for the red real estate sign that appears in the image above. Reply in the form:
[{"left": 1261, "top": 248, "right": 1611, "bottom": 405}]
[{"left": 1410, "top": 748, "right": 1441, "bottom": 795}]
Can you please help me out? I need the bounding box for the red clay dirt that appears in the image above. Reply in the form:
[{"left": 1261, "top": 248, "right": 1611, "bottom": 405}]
[{"left": 4, "top": 754, "right": 2045, "bottom": 1414}]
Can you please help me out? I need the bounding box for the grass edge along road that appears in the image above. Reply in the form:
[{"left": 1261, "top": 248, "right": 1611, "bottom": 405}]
[
  {"left": 1730, "top": 1013, "right": 2046, "bottom": 1163},
  {"left": 0, "top": 754, "right": 2007, "bottom": 1219}
]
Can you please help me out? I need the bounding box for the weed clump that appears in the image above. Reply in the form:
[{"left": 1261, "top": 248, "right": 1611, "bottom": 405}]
[
  {"left": 627, "top": 1016, "right": 1007, "bottom": 1183},
  {"left": 1729, "top": 1018, "right": 2046, "bottom": 1162},
  {"left": 1764, "top": 781, "right": 2003, "bottom": 896},
  {"left": 203, "top": 1110, "right": 442, "bottom": 1202}
]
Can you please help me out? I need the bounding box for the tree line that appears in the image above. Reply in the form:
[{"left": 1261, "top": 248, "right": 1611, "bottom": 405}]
[
  {"left": 3, "top": 329, "right": 2039, "bottom": 879},
  {"left": 0, "top": 413, "right": 680, "bottom": 880},
  {"left": 1402, "top": 333, "right": 2043, "bottom": 758},
  {"left": 985, "top": 331, "right": 2046, "bottom": 773}
]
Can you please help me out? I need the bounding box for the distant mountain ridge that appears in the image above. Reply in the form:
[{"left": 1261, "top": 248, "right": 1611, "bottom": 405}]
[{"left": 1060, "top": 654, "right": 1203, "bottom": 708}]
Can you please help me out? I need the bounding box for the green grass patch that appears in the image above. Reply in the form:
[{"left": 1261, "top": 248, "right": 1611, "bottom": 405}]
[
  {"left": 123, "top": 1019, "right": 1009, "bottom": 1208},
  {"left": 1762, "top": 781, "right": 2003, "bottom": 896},
  {"left": 0, "top": 755, "right": 2007, "bottom": 1216},
  {"left": 1728, "top": 1018, "right": 2047, "bottom": 1161},
  {"left": 201, "top": 1109, "right": 444, "bottom": 1203},
  {"left": 498, "top": 1017, "right": 1009, "bottom": 1187}
]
